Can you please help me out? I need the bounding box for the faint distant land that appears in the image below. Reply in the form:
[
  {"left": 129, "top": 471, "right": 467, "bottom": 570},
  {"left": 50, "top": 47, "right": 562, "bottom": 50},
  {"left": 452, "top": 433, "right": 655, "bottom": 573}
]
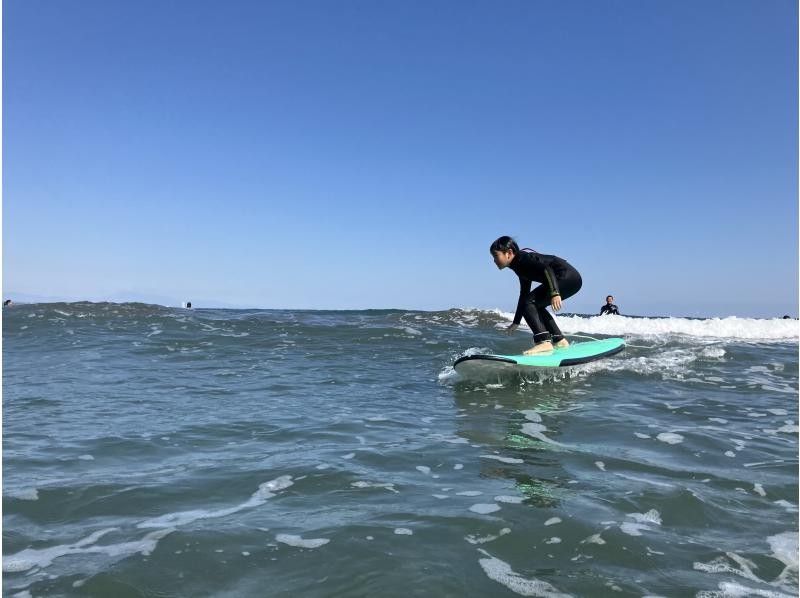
[{"left": 6, "top": 291, "right": 247, "bottom": 308}]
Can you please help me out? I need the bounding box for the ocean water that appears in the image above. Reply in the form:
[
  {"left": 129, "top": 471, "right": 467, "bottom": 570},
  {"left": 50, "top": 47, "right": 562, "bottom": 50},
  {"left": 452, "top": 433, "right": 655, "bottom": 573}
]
[{"left": 3, "top": 303, "right": 798, "bottom": 597}]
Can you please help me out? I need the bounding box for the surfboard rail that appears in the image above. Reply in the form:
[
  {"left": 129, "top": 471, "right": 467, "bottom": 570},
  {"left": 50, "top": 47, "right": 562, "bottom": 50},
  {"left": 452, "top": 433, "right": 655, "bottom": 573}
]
[
  {"left": 453, "top": 354, "right": 517, "bottom": 367},
  {"left": 453, "top": 338, "right": 625, "bottom": 371}
]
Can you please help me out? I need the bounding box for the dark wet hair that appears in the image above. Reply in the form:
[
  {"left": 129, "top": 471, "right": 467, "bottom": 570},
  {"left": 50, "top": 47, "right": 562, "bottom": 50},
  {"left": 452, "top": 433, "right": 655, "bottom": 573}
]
[
  {"left": 606, "top": 295, "right": 614, "bottom": 301},
  {"left": 490, "top": 236, "right": 519, "bottom": 255}
]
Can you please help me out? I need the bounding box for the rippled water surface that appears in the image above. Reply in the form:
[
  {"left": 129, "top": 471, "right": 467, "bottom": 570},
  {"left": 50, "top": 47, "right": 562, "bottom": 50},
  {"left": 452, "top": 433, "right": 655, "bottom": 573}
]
[{"left": 3, "top": 303, "right": 798, "bottom": 597}]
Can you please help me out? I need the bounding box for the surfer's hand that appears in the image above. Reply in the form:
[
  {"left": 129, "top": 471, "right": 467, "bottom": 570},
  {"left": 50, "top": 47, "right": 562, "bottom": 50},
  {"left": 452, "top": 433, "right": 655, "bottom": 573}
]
[
  {"left": 551, "top": 295, "right": 562, "bottom": 312},
  {"left": 505, "top": 324, "right": 519, "bottom": 335}
]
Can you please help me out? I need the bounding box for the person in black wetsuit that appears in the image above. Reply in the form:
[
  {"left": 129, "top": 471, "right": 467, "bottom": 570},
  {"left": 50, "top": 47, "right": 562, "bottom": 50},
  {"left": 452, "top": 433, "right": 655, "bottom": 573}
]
[
  {"left": 600, "top": 295, "right": 619, "bottom": 315},
  {"left": 490, "top": 236, "right": 583, "bottom": 355}
]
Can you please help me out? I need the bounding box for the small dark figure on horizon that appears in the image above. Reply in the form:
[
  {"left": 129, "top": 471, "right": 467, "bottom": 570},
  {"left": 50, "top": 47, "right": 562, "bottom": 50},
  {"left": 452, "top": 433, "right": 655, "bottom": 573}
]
[
  {"left": 782, "top": 315, "right": 791, "bottom": 319},
  {"left": 186, "top": 302, "right": 192, "bottom": 309},
  {"left": 600, "top": 296, "right": 619, "bottom": 316},
  {"left": 3, "top": 299, "right": 12, "bottom": 307}
]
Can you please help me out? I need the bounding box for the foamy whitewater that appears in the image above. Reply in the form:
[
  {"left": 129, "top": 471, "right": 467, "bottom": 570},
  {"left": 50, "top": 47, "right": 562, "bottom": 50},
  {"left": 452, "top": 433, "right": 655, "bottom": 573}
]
[{"left": 3, "top": 303, "right": 798, "bottom": 596}]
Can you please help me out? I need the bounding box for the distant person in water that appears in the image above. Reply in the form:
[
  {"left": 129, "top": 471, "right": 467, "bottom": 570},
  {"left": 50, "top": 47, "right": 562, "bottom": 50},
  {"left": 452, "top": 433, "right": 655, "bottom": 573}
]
[
  {"left": 490, "top": 236, "right": 582, "bottom": 355},
  {"left": 186, "top": 301, "right": 192, "bottom": 309},
  {"left": 600, "top": 295, "right": 619, "bottom": 316},
  {"left": 3, "top": 299, "right": 11, "bottom": 307}
]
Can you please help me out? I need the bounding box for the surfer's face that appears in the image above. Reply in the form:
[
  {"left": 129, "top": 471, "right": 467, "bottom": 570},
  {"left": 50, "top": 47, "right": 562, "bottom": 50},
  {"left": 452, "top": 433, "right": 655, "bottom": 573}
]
[{"left": 492, "top": 250, "right": 514, "bottom": 269}]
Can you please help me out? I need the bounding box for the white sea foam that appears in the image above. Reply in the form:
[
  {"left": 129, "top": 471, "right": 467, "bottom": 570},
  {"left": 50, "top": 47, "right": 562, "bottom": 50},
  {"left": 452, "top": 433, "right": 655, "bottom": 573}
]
[
  {"left": 767, "top": 531, "right": 798, "bottom": 571},
  {"left": 520, "top": 410, "right": 542, "bottom": 422},
  {"left": 3, "top": 527, "right": 173, "bottom": 573},
  {"left": 481, "top": 455, "right": 524, "bottom": 464},
  {"left": 565, "top": 347, "right": 700, "bottom": 381},
  {"left": 351, "top": 481, "right": 398, "bottom": 493},
  {"left": 520, "top": 423, "right": 564, "bottom": 446},
  {"left": 470, "top": 503, "right": 501, "bottom": 514},
  {"left": 773, "top": 500, "right": 798, "bottom": 513},
  {"left": 694, "top": 552, "right": 797, "bottom": 598},
  {"left": 430, "top": 434, "right": 470, "bottom": 445},
  {"left": 544, "top": 517, "right": 562, "bottom": 526},
  {"left": 6, "top": 488, "right": 39, "bottom": 501},
  {"left": 275, "top": 534, "right": 329, "bottom": 548},
  {"left": 696, "top": 581, "right": 795, "bottom": 597},
  {"left": 656, "top": 432, "right": 684, "bottom": 445},
  {"left": 614, "top": 473, "right": 674, "bottom": 488},
  {"left": 3, "top": 528, "right": 114, "bottom": 572},
  {"left": 138, "top": 475, "right": 293, "bottom": 529},
  {"left": 394, "top": 528, "right": 413, "bottom": 535},
  {"left": 627, "top": 510, "right": 662, "bottom": 525},
  {"left": 477, "top": 549, "right": 572, "bottom": 597},
  {"left": 465, "top": 527, "right": 511, "bottom": 545},
  {"left": 694, "top": 545, "right": 797, "bottom": 597},
  {"left": 437, "top": 366, "right": 459, "bottom": 382},
  {"left": 495, "top": 495, "right": 525, "bottom": 504},
  {"left": 620, "top": 510, "right": 662, "bottom": 536},
  {"left": 620, "top": 523, "right": 649, "bottom": 536},
  {"left": 491, "top": 312, "right": 798, "bottom": 342},
  {"left": 581, "top": 533, "right": 606, "bottom": 545}
]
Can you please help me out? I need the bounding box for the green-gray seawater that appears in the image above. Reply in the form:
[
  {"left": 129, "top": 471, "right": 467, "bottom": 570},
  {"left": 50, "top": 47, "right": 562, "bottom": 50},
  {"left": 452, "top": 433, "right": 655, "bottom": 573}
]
[{"left": 3, "top": 303, "right": 798, "bottom": 596}]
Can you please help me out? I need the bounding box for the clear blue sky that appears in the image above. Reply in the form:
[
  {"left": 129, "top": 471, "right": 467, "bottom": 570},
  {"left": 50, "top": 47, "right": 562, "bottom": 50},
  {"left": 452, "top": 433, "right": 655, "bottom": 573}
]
[{"left": 4, "top": 0, "right": 797, "bottom": 317}]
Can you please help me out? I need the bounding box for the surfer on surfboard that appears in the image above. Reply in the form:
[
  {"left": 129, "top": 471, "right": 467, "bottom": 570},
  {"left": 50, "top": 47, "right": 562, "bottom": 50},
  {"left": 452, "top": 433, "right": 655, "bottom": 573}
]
[{"left": 490, "top": 236, "right": 583, "bottom": 355}]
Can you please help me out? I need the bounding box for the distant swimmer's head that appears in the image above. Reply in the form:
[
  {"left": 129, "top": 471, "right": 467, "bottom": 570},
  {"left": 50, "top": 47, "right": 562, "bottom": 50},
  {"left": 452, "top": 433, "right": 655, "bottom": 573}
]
[
  {"left": 490, "top": 236, "right": 519, "bottom": 269},
  {"left": 606, "top": 295, "right": 614, "bottom": 304},
  {"left": 3, "top": 299, "right": 11, "bottom": 307}
]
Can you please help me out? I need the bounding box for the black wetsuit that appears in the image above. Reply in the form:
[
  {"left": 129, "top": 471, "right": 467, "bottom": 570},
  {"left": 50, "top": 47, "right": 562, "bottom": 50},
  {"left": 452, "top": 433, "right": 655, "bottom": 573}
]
[
  {"left": 509, "top": 251, "right": 582, "bottom": 344},
  {"left": 600, "top": 303, "right": 619, "bottom": 316}
]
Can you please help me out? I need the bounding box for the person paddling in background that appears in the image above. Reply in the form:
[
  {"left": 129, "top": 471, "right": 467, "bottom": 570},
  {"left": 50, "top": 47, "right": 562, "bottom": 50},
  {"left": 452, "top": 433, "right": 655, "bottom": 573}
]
[
  {"left": 490, "top": 236, "right": 583, "bottom": 355},
  {"left": 600, "top": 295, "right": 619, "bottom": 315}
]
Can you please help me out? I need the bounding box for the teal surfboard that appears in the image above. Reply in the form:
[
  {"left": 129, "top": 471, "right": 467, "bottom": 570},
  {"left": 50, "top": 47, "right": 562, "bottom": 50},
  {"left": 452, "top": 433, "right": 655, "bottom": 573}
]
[{"left": 453, "top": 338, "right": 625, "bottom": 377}]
